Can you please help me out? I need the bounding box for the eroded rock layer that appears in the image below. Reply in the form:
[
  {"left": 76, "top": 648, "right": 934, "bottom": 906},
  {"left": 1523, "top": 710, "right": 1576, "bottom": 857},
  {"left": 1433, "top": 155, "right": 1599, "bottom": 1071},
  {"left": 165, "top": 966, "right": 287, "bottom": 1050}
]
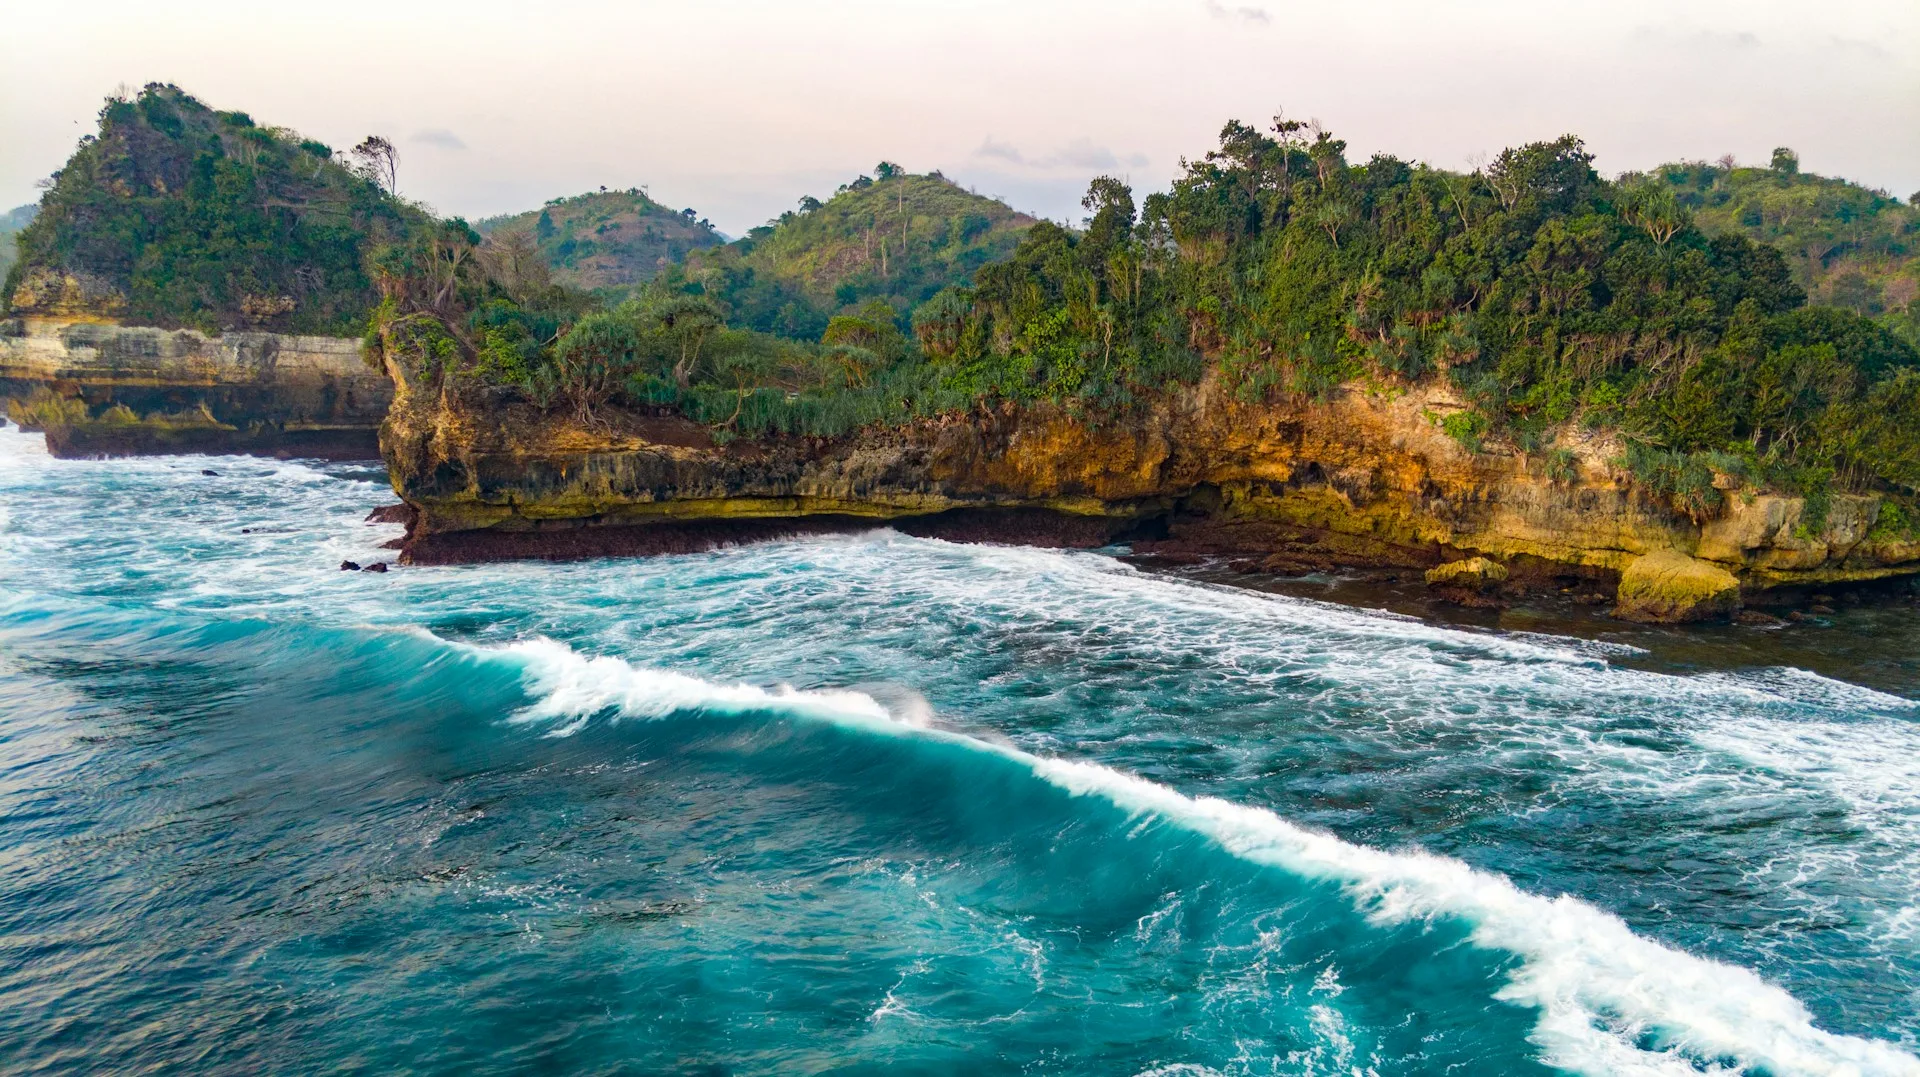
[
  {"left": 381, "top": 368, "right": 1920, "bottom": 619},
  {"left": 2, "top": 315, "right": 390, "bottom": 460}
]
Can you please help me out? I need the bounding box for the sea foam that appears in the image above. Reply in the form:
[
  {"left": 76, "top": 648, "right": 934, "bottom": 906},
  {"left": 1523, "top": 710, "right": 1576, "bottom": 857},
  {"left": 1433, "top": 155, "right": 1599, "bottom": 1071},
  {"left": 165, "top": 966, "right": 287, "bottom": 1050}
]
[{"left": 491, "top": 635, "right": 1920, "bottom": 1077}]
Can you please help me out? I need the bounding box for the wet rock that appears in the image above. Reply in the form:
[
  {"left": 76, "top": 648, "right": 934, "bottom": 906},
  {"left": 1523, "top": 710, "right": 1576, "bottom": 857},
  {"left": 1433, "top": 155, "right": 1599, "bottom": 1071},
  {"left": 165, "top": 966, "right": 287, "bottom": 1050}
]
[
  {"left": 201, "top": 469, "right": 219, "bottom": 476},
  {"left": 1425, "top": 556, "right": 1509, "bottom": 593},
  {"left": 1430, "top": 586, "right": 1509, "bottom": 609},
  {"left": 1787, "top": 610, "right": 1807, "bottom": 622},
  {"left": 1612, "top": 549, "right": 1742, "bottom": 624},
  {"left": 364, "top": 504, "right": 413, "bottom": 525},
  {"left": 339, "top": 560, "right": 361, "bottom": 571},
  {"left": 362, "top": 561, "right": 389, "bottom": 573},
  {"left": 1734, "top": 609, "right": 1788, "bottom": 628},
  {"left": 1809, "top": 604, "right": 1837, "bottom": 616}
]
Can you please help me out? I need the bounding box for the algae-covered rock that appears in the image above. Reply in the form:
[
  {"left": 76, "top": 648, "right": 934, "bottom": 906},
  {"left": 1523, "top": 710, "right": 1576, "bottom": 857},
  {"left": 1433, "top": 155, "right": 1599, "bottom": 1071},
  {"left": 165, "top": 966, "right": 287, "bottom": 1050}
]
[
  {"left": 1613, "top": 549, "right": 1741, "bottom": 623},
  {"left": 1425, "top": 557, "right": 1509, "bottom": 592}
]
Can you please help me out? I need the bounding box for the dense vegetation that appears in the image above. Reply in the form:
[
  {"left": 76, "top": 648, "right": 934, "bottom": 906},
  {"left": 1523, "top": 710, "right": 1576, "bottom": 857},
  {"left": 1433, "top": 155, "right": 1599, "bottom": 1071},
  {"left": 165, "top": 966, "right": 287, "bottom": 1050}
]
[
  {"left": 5, "top": 84, "right": 430, "bottom": 334},
  {"left": 0, "top": 205, "right": 35, "bottom": 290},
  {"left": 475, "top": 190, "right": 722, "bottom": 292},
  {"left": 659, "top": 170, "right": 1034, "bottom": 340},
  {"left": 30, "top": 89, "right": 1903, "bottom": 513},
  {"left": 909, "top": 126, "right": 1919, "bottom": 511},
  {"left": 1652, "top": 153, "right": 1919, "bottom": 348},
  {"left": 388, "top": 120, "right": 1917, "bottom": 517}
]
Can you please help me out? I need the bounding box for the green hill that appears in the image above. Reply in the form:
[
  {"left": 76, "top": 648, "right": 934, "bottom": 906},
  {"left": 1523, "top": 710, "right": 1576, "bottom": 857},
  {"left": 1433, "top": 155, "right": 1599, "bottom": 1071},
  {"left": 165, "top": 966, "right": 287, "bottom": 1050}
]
[
  {"left": 0, "top": 205, "right": 35, "bottom": 288},
  {"left": 671, "top": 168, "right": 1035, "bottom": 339},
  {"left": 5, "top": 83, "right": 430, "bottom": 334},
  {"left": 1653, "top": 154, "right": 1919, "bottom": 343},
  {"left": 475, "top": 190, "right": 723, "bottom": 292}
]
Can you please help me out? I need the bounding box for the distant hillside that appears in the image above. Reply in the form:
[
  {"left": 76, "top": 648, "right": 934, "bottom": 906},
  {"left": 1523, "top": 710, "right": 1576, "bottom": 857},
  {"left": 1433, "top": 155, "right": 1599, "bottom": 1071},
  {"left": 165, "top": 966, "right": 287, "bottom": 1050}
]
[
  {"left": 674, "top": 168, "right": 1035, "bottom": 339},
  {"left": 6, "top": 83, "right": 430, "bottom": 334},
  {"left": 1654, "top": 154, "right": 1919, "bottom": 342},
  {"left": 0, "top": 205, "right": 35, "bottom": 288},
  {"left": 476, "top": 189, "right": 723, "bottom": 292}
]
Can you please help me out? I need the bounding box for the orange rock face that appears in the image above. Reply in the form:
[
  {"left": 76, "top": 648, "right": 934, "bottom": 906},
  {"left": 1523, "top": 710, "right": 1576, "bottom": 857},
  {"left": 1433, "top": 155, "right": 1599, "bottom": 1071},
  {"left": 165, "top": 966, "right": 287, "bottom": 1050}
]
[{"left": 381, "top": 367, "right": 1920, "bottom": 597}]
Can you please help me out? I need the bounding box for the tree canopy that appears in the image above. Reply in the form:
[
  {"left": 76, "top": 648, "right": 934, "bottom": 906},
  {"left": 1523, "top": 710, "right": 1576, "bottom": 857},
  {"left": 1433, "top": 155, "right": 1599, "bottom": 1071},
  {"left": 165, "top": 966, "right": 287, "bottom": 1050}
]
[
  {"left": 657, "top": 169, "right": 1035, "bottom": 340},
  {"left": 6, "top": 84, "right": 433, "bottom": 334},
  {"left": 1649, "top": 155, "right": 1919, "bottom": 349},
  {"left": 474, "top": 189, "right": 723, "bottom": 292}
]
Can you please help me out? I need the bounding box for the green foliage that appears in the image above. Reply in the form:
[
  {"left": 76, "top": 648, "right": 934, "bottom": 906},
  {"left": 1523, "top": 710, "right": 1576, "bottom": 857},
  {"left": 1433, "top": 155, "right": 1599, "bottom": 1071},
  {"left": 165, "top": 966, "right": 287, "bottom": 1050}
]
[
  {"left": 1544, "top": 447, "right": 1579, "bottom": 485},
  {"left": 475, "top": 189, "right": 723, "bottom": 292},
  {"left": 1622, "top": 444, "right": 1723, "bottom": 521},
  {"left": 923, "top": 120, "right": 1918, "bottom": 496},
  {"left": 1868, "top": 499, "right": 1917, "bottom": 541},
  {"left": 364, "top": 112, "right": 1920, "bottom": 500},
  {"left": 661, "top": 171, "right": 1033, "bottom": 340},
  {"left": 0, "top": 204, "right": 35, "bottom": 289},
  {"left": 1440, "top": 410, "right": 1489, "bottom": 453},
  {"left": 6, "top": 84, "right": 428, "bottom": 334},
  {"left": 1651, "top": 155, "right": 1919, "bottom": 348}
]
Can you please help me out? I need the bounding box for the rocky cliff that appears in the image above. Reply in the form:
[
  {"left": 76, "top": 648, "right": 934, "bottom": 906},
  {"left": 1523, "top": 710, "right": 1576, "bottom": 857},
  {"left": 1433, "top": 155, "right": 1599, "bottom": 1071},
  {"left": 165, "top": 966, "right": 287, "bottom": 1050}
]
[
  {"left": 2, "top": 311, "right": 390, "bottom": 459},
  {"left": 381, "top": 366, "right": 1920, "bottom": 621}
]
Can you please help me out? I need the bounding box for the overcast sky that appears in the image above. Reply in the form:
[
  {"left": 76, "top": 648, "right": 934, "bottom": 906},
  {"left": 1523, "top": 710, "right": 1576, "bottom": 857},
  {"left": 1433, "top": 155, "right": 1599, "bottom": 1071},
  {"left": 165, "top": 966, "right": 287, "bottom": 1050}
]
[{"left": 4, "top": 0, "right": 1916, "bottom": 234}]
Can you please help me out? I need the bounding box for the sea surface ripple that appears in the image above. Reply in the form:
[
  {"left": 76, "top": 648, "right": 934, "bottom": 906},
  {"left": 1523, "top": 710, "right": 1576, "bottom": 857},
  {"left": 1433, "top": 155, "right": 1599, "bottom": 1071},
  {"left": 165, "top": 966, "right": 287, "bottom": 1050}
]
[{"left": 1, "top": 423, "right": 1916, "bottom": 1075}]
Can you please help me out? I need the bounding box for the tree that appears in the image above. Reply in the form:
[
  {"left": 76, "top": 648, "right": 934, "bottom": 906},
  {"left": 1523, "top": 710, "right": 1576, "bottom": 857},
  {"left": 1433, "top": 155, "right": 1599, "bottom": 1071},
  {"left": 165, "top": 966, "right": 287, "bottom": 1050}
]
[
  {"left": 1771, "top": 147, "right": 1800, "bottom": 175},
  {"left": 874, "top": 161, "right": 903, "bottom": 181},
  {"left": 641, "top": 295, "right": 725, "bottom": 387},
  {"left": 535, "top": 209, "right": 556, "bottom": 244},
  {"left": 548, "top": 312, "right": 639, "bottom": 422},
  {"left": 349, "top": 136, "right": 399, "bottom": 194},
  {"left": 1485, "top": 136, "right": 1594, "bottom": 213},
  {"left": 476, "top": 228, "right": 551, "bottom": 306},
  {"left": 1080, "top": 176, "right": 1137, "bottom": 294},
  {"left": 1618, "top": 181, "right": 1689, "bottom": 246}
]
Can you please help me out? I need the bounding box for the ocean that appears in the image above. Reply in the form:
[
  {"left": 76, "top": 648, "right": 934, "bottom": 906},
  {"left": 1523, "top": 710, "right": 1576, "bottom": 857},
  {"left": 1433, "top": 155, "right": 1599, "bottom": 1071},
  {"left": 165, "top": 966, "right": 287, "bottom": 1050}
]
[{"left": 1, "top": 421, "right": 1915, "bottom": 1076}]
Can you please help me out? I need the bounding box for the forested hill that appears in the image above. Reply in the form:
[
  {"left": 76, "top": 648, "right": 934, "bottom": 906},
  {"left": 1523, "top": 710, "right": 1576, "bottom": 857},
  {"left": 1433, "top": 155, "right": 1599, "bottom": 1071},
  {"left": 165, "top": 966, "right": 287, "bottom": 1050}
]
[
  {"left": 664, "top": 169, "right": 1035, "bottom": 339},
  {"left": 475, "top": 190, "right": 723, "bottom": 292},
  {"left": 1653, "top": 155, "right": 1919, "bottom": 345},
  {"left": 377, "top": 117, "right": 1918, "bottom": 516},
  {"left": 4, "top": 84, "right": 433, "bottom": 335},
  {"left": 0, "top": 205, "right": 35, "bottom": 288}
]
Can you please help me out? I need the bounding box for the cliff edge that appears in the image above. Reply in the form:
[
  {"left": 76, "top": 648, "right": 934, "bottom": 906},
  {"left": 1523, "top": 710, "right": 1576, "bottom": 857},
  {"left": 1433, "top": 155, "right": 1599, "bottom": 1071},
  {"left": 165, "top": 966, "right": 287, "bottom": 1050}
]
[
  {"left": 3, "top": 313, "right": 389, "bottom": 459},
  {"left": 381, "top": 367, "right": 1920, "bottom": 620}
]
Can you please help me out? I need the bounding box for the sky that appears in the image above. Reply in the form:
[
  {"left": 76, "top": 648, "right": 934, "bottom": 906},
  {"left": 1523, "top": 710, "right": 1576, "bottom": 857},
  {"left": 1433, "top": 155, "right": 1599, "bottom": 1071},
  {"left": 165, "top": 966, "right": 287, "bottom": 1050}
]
[{"left": 3, "top": 0, "right": 1916, "bottom": 234}]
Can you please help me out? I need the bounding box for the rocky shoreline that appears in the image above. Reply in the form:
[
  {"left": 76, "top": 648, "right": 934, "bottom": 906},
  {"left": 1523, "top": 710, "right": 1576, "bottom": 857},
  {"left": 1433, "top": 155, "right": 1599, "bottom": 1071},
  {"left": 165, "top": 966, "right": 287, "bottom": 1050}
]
[
  {"left": 2, "top": 312, "right": 388, "bottom": 460},
  {"left": 377, "top": 363, "right": 1920, "bottom": 623}
]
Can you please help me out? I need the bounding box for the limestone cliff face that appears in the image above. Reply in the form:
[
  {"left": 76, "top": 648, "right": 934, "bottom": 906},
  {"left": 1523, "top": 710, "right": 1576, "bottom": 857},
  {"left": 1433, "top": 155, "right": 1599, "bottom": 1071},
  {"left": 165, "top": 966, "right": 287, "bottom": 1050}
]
[
  {"left": 382, "top": 368, "right": 1920, "bottom": 602},
  {"left": 1, "top": 315, "right": 390, "bottom": 459}
]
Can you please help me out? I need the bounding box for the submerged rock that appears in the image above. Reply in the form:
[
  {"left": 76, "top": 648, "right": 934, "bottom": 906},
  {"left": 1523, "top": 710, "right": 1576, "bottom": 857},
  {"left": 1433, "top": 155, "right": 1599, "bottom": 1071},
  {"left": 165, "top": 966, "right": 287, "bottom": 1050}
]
[
  {"left": 1613, "top": 550, "right": 1741, "bottom": 624},
  {"left": 339, "top": 560, "right": 361, "bottom": 571},
  {"left": 362, "top": 562, "right": 388, "bottom": 573}
]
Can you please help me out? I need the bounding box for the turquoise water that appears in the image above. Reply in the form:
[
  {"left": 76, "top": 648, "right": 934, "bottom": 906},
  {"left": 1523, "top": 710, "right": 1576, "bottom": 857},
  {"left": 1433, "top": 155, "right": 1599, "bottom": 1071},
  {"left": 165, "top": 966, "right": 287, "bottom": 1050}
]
[{"left": 1, "top": 422, "right": 1917, "bottom": 1076}]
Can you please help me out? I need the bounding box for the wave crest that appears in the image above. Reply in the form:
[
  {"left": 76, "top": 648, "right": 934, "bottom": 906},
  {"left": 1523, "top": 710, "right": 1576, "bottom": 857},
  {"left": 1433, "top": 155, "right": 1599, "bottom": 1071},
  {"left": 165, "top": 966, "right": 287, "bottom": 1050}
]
[{"left": 491, "top": 635, "right": 1920, "bottom": 1077}]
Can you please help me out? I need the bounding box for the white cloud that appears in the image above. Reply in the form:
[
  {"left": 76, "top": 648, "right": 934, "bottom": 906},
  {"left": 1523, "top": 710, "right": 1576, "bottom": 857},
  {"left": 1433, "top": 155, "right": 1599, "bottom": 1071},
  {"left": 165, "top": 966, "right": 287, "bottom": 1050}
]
[
  {"left": 973, "top": 136, "right": 1148, "bottom": 172},
  {"left": 1204, "top": 0, "right": 1271, "bottom": 25},
  {"left": 411, "top": 128, "right": 466, "bottom": 150}
]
